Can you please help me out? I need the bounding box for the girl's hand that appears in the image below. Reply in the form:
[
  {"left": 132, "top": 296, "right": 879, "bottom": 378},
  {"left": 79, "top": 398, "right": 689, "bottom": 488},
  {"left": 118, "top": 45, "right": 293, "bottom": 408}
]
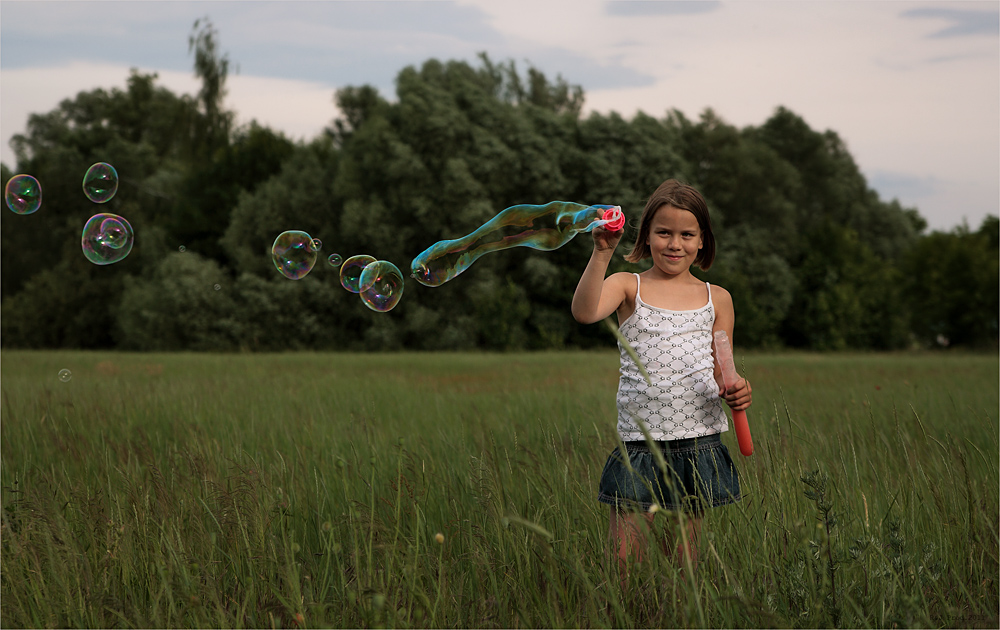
[
  {"left": 593, "top": 225, "right": 623, "bottom": 254},
  {"left": 723, "top": 376, "right": 752, "bottom": 411}
]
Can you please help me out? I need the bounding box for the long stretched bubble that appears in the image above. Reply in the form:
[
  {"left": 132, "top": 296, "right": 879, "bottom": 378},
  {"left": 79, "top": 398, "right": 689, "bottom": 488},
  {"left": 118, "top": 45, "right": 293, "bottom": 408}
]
[{"left": 410, "top": 201, "right": 624, "bottom": 287}]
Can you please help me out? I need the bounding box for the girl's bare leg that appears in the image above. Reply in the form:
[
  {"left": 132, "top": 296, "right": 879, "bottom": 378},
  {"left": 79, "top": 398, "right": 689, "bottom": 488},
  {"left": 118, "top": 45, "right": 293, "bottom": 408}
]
[
  {"left": 609, "top": 508, "right": 655, "bottom": 590},
  {"left": 662, "top": 513, "right": 702, "bottom": 569}
]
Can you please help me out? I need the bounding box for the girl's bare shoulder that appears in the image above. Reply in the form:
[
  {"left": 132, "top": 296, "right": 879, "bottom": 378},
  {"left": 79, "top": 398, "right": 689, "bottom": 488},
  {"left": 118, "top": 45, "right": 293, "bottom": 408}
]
[
  {"left": 710, "top": 284, "right": 735, "bottom": 319},
  {"left": 709, "top": 284, "right": 733, "bottom": 304},
  {"left": 607, "top": 271, "right": 638, "bottom": 295}
]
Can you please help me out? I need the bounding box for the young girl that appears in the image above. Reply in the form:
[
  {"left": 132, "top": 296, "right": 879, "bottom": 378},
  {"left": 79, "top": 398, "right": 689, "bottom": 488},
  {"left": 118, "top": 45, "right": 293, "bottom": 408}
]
[{"left": 571, "top": 179, "right": 751, "bottom": 580}]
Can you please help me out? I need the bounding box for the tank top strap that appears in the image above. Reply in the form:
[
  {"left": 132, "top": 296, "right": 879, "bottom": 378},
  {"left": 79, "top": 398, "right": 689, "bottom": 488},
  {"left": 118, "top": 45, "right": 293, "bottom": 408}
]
[
  {"left": 634, "top": 273, "right": 642, "bottom": 303},
  {"left": 705, "top": 282, "right": 713, "bottom": 307}
]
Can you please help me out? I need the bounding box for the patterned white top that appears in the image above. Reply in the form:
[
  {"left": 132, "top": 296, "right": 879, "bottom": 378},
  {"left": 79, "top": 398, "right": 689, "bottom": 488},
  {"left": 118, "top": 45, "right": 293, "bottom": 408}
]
[{"left": 616, "top": 274, "right": 728, "bottom": 441}]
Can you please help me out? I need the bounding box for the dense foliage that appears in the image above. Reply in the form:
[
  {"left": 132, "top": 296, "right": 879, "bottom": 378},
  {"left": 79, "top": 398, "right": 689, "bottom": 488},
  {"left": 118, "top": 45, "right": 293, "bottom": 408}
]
[{"left": 2, "top": 26, "right": 996, "bottom": 351}]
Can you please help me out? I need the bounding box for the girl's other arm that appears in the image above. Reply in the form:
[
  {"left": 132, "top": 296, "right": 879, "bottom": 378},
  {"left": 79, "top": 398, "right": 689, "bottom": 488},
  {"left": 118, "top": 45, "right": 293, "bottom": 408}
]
[
  {"left": 711, "top": 286, "right": 752, "bottom": 411},
  {"left": 572, "top": 227, "right": 626, "bottom": 324}
]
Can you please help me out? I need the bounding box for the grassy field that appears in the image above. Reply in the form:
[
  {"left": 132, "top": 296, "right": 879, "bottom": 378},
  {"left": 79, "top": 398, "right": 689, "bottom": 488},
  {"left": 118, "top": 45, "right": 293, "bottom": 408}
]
[{"left": 1, "top": 349, "right": 997, "bottom": 628}]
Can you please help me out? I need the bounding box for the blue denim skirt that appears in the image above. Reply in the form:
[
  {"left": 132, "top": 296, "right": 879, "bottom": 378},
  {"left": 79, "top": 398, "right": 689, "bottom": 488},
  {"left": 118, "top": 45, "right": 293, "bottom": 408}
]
[{"left": 597, "top": 433, "right": 741, "bottom": 514}]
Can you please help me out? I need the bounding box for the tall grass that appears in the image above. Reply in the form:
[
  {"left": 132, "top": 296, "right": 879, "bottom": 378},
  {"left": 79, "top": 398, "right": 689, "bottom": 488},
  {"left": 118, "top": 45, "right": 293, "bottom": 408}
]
[{"left": 2, "top": 350, "right": 997, "bottom": 628}]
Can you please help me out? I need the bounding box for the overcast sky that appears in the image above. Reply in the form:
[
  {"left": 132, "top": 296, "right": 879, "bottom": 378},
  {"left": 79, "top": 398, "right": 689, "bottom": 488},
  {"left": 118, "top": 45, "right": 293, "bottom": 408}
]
[{"left": 1, "top": 0, "right": 997, "bottom": 231}]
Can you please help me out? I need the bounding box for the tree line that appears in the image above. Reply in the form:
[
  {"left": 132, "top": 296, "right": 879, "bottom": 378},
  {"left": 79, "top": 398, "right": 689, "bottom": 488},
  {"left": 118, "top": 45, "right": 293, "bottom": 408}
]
[{"left": 2, "top": 23, "right": 996, "bottom": 352}]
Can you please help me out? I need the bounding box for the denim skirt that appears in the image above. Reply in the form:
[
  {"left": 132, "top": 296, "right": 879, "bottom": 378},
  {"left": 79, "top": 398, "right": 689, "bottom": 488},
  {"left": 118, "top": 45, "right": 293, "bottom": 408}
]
[{"left": 597, "top": 433, "right": 741, "bottom": 514}]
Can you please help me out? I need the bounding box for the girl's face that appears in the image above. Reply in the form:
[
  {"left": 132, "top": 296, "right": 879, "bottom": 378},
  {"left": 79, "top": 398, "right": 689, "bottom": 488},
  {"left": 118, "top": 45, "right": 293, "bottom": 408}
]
[{"left": 646, "top": 205, "right": 703, "bottom": 274}]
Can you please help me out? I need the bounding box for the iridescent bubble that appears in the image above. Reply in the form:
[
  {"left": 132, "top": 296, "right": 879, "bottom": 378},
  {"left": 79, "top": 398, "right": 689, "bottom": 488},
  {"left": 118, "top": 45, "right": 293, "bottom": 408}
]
[
  {"left": 214, "top": 284, "right": 221, "bottom": 291},
  {"left": 328, "top": 253, "right": 343, "bottom": 267},
  {"left": 311, "top": 238, "right": 322, "bottom": 252},
  {"left": 359, "top": 261, "right": 404, "bottom": 312},
  {"left": 272, "top": 230, "right": 318, "bottom": 280},
  {"left": 81, "top": 213, "right": 134, "bottom": 265},
  {"left": 339, "top": 255, "right": 377, "bottom": 293},
  {"left": 178, "top": 245, "right": 187, "bottom": 253},
  {"left": 410, "top": 202, "right": 623, "bottom": 287},
  {"left": 5, "top": 174, "right": 42, "bottom": 215},
  {"left": 58, "top": 369, "right": 72, "bottom": 383},
  {"left": 82, "top": 162, "right": 119, "bottom": 203}
]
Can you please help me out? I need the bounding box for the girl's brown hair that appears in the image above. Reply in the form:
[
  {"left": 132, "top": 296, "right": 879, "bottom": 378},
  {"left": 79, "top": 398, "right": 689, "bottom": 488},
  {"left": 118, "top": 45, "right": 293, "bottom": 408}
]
[{"left": 624, "top": 179, "right": 716, "bottom": 270}]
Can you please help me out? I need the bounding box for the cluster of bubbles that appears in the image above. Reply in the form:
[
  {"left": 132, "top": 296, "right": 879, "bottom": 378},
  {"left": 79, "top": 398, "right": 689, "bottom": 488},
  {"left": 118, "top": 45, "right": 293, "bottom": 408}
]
[
  {"left": 5, "top": 162, "right": 132, "bottom": 266},
  {"left": 9, "top": 162, "right": 620, "bottom": 321},
  {"left": 78, "top": 163, "right": 131, "bottom": 264},
  {"left": 270, "top": 230, "right": 404, "bottom": 312}
]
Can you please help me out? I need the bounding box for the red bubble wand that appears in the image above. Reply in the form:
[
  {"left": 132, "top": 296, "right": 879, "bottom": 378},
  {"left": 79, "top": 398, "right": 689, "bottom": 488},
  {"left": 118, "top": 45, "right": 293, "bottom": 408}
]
[
  {"left": 600, "top": 207, "right": 625, "bottom": 232},
  {"left": 713, "top": 330, "right": 754, "bottom": 456}
]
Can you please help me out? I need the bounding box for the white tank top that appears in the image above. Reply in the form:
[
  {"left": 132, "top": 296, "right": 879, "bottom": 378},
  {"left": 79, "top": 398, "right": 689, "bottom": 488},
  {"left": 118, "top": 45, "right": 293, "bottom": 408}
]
[{"left": 616, "top": 274, "right": 729, "bottom": 441}]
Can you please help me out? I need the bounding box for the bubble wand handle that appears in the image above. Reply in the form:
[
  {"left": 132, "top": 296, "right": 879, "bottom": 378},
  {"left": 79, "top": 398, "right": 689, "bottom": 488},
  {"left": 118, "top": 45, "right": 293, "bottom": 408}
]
[{"left": 713, "top": 330, "right": 754, "bottom": 457}]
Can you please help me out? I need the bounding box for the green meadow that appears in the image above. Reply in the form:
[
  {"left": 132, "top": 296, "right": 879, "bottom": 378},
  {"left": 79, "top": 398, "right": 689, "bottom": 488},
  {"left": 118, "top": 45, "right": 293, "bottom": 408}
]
[{"left": 1, "top": 350, "right": 997, "bottom": 628}]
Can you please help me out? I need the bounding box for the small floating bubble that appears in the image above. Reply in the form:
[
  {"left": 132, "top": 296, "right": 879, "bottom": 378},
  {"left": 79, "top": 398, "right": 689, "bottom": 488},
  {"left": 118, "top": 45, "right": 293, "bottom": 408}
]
[
  {"left": 271, "top": 230, "right": 318, "bottom": 280},
  {"left": 58, "top": 369, "right": 72, "bottom": 383},
  {"left": 339, "top": 255, "right": 377, "bottom": 293},
  {"left": 328, "top": 253, "right": 343, "bottom": 267},
  {"left": 5, "top": 174, "right": 42, "bottom": 215},
  {"left": 81, "top": 213, "right": 134, "bottom": 265},
  {"left": 359, "top": 260, "right": 404, "bottom": 312},
  {"left": 82, "top": 162, "right": 119, "bottom": 203}
]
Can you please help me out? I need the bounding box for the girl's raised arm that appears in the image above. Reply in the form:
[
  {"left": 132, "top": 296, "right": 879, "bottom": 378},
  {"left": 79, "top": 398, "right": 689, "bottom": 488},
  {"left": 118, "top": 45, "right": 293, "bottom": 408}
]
[{"left": 572, "top": 228, "right": 627, "bottom": 324}]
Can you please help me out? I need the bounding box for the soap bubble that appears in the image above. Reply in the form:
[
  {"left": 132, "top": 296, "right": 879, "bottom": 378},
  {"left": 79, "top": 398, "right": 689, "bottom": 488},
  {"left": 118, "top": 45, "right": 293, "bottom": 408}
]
[
  {"left": 214, "top": 284, "right": 221, "bottom": 291},
  {"left": 5, "top": 174, "right": 42, "bottom": 215},
  {"left": 82, "top": 162, "right": 119, "bottom": 203},
  {"left": 178, "top": 246, "right": 187, "bottom": 253},
  {"left": 272, "top": 230, "right": 318, "bottom": 280},
  {"left": 328, "top": 254, "right": 343, "bottom": 267},
  {"left": 410, "top": 201, "right": 622, "bottom": 287},
  {"left": 81, "top": 213, "right": 134, "bottom": 265},
  {"left": 359, "top": 261, "right": 404, "bottom": 312},
  {"left": 58, "top": 369, "right": 72, "bottom": 383},
  {"left": 339, "top": 255, "right": 377, "bottom": 293},
  {"left": 311, "top": 238, "right": 322, "bottom": 252}
]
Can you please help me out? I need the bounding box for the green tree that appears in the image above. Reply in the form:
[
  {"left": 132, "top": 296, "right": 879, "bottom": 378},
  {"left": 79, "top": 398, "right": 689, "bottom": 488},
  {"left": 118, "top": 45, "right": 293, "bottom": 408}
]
[
  {"left": 903, "top": 216, "right": 999, "bottom": 348},
  {"left": 168, "top": 18, "right": 295, "bottom": 264},
  {"left": 187, "top": 17, "right": 233, "bottom": 160},
  {"left": 756, "top": 107, "right": 924, "bottom": 262},
  {"left": 698, "top": 225, "right": 797, "bottom": 348},
  {"left": 782, "top": 223, "right": 909, "bottom": 350},
  {"left": 171, "top": 121, "right": 295, "bottom": 262}
]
